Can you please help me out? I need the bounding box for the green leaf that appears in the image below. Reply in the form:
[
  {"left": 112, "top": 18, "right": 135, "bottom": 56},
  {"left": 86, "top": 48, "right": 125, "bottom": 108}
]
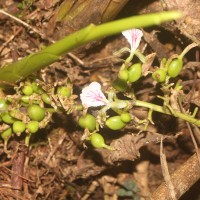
[{"left": 0, "top": 11, "right": 181, "bottom": 86}]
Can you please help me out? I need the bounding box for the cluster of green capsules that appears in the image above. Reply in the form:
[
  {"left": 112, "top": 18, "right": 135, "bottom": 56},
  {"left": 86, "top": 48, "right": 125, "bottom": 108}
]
[
  {"left": 0, "top": 80, "right": 73, "bottom": 147},
  {"left": 78, "top": 111, "right": 132, "bottom": 149}
]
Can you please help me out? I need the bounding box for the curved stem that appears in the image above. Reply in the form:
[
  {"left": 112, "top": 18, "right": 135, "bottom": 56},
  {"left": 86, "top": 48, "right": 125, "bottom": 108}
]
[
  {"left": 134, "top": 50, "right": 146, "bottom": 63},
  {"left": 179, "top": 43, "right": 198, "bottom": 59},
  {"left": 135, "top": 100, "right": 200, "bottom": 126}
]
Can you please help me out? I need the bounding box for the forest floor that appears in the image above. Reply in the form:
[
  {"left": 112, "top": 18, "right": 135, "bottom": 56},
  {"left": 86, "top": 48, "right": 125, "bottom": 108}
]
[{"left": 0, "top": 0, "right": 200, "bottom": 199}]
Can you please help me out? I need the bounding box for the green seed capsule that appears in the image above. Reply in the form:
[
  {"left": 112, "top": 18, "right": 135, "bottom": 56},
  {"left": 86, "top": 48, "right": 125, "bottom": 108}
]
[
  {"left": 113, "top": 78, "right": 128, "bottom": 92},
  {"left": 10, "top": 109, "right": 24, "bottom": 120},
  {"left": 1, "top": 113, "right": 16, "bottom": 124},
  {"left": 31, "top": 82, "right": 43, "bottom": 94},
  {"left": 152, "top": 69, "right": 167, "bottom": 82},
  {"left": 78, "top": 114, "right": 96, "bottom": 131},
  {"left": 21, "top": 96, "right": 30, "bottom": 104},
  {"left": 90, "top": 133, "right": 106, "bottom": 148},
  {"left": 27, "top": 105, "right": 45, "bottom": 122},
  {"left": 22, "top": 85, "right": 33, "bottom": 96},
  {"left": 106, "top": 116, "right": 126, "bottom": 130},
  {"left": 13, "top": 121, "right": 26, "bottom": 136},
  {"left": 1, "top": 128, "right": 12, "bottom": 141},
  {"left": 41, "top": 93, "right": 51, "bottom": 104},
  {"left": 118, "top": 69, "right": 129, "bottom": 81},
  {"left": 128, "top": 63, "right": 142, "bottom": 83},
  {"left": 57, "top": 86, "right": 71, "bottom": 98},
  {"left": 27, "top": 121, "right": 39, "bottom": 133},
  {"left": 167, "top": 58, "right": 183, "bottom": 78},
  {"left": 120, "top": 112, "right": 131, "bottom": 123},
  {"left": 0, "top": 99, "right": 8, "bottom": 113},
  {"left": 76, "top": 104, "right": 83, "bottom": 111}
]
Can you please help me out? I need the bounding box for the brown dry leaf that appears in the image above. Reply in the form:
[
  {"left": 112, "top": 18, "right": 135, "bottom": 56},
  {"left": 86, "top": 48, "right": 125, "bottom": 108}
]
[
  {"left": 133, "top": 160, "right": 151, "bottom": 200},
  {"left": 142, "top": 53, "right": 156, "bottom": 76}
]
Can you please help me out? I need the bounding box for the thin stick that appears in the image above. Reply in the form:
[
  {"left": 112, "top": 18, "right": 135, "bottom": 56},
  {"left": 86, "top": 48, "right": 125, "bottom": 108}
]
[
  {"left": 45, "top": 129, "right": 66, "bottom": 163},
  {"left": 151, "top": 151, "right": 200, "bottom": 200},
  {"left": 160, "top": 138, "right": 177, "bottom": 200},
  {"left": 178, "top": 98, "right": 200, "bottom": 166},
  {"left": 0, "top": 9, "right": 47, "bottom": 40},
  {"left": 81, "top": 181, "right": 99, "bottom": 200},
  {"left": 0, "top": 9, "right": 84, "bottom": 66}
]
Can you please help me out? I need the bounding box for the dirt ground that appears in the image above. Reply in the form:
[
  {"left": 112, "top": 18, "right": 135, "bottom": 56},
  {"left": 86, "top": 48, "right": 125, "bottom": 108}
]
[{"left": 0, "top": 0, "right": 200, "bottom": 199}]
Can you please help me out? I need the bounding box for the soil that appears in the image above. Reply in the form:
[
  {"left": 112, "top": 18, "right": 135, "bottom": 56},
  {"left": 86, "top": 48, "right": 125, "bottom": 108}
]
[{"left": 0, "top": 0, "right": 200, "bottom": 199}]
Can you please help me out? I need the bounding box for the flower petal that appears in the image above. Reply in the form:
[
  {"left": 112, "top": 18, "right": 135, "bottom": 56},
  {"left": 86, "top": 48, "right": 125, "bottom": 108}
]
[
  {"left": 80, "top": 82, "right": 109, "bottom": 107},
  {"left": 122, "top": 29, "right": 143, "bottom": 52}
]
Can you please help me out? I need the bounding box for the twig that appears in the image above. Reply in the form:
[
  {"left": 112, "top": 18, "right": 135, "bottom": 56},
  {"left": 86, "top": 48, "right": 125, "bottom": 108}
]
[
  {"left": 23, "top": 154, "right": 32, "bottom": 199},
  {"left": 0, "top": 9, "right": 47, "bottom": 41},
  {"left": 0, "top": 27, "right": 23, "bottom": 53},
  {"left": 11, "top": 141, "right": 25, "bottom": 196},
  {"left": 151, "top": 150, "right": 200, "bottom": 200},
  {"left": 160, "top": 137, "right": 177, "bottom": 200},
  {"left": 3, "top": 167, "right": 33, "bottom": 183},
  {"left": 0, "top": 9, "right": 84, "bottom": 66},
  {"left": 46, "top": 130, "right": 66, "bottom": 163},
  {"left": 81, "top": 180, "right": 99, "bottom": 200},
  {"left": 0, "top": 188, "right": 25, "bottom": 200},
  {"left": 0, "top": 161, "right": 12, "bottom": 168},
  {"left": 178, "top": 98, "right": 200, "bottom": 166}
]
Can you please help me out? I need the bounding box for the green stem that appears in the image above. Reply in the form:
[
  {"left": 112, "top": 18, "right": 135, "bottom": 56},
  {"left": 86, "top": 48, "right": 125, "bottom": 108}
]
[
  {"left": 179, "top": 43, "right": 198, "bottom": 59},
  {"left": 134, "top": 50, "right": 146, "bottom": 63},
  {"left": 135, "top": 100, "right": 200, "bottom": 126},
  {"left": 120, "top": 51, "right": 134, "bottom": 70},
  {"left": 0, "top": 11, "right": 181, "bottom": 85}
]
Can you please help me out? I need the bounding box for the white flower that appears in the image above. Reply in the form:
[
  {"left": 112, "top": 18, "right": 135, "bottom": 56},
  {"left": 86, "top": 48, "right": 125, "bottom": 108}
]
[
  {"left": 122, "top": 29, "right": 143, "bottom": 52},
  {"left": 80, "top": 82, "right": 109, "bottom": 107}
]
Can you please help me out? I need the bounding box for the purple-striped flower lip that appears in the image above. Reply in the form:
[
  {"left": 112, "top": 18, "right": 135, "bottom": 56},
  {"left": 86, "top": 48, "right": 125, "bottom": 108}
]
[
  {"left": 80, "top": 82, "right": 109, "bottom": 107},
  {"left": 122, "top": 29, "right": 143, "bottom": 52}
]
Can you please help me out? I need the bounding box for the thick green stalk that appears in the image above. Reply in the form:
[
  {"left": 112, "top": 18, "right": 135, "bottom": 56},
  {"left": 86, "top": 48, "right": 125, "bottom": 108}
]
[
  {"left": 135, "top": 100, "right": 200, "bottom": 127},
  {"left": 0, "top": 11, "right": 181, "bottom": 84}
]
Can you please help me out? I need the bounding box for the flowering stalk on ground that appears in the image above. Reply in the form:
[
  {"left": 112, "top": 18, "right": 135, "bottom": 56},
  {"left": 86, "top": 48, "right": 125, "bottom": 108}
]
[
  {"left": 77, "top": 29, "right": 199, "bottom": 149},
  {"left": 0, "top": 27, "right": 199, "bottom": 152}
]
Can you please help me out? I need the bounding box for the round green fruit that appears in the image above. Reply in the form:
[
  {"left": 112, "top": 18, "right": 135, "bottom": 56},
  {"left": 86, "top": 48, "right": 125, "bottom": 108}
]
[
  {"left": 128, "top": 63, "right": 142, "bottom": 83},
  {"left": 118, "top": 69, "right": 129, "bottom": 81},
  {"left": 10, "top": 109, "right": 22, "bottom": 120},
  {"left": 13, "top": 121, "right": 26, "bottom": 136},
  {"left": 120, "top": 112, "right": 131, "bottom": 123},
  {"left": 113, "top": 78, "right": 128, "bottom": 92},
  {"left": 0, "top": 99, "right": 8, "bottom": 113},
  {"left": 31, "top": 82, "right": 43, "bottom": 94},
  {"left": 167, "top": 58, "right": 183, "bottom": 78},
  {"left": 22, "top": 85, "right": 33, "bottom": 96},
  {"left": 1, "top": 113, "right": 16, "bottom": 124},
  {"left": 1, "top": 128, "right": 12, "bottom": 140},
  {"left": 78, "top": 114, "right": 96, "bottom": 131},
  {"left": 21, "top": 96, "right": 30, "bottom": 104},
  {"left": 27, "top": 105, "right": 45, "bottom": 122},
  {"left": 106, "top": 116, "right": 126, "bottom": 130},
  {"left": 76, "top": 104, "right": 83, "bottom": 111},
  {"left": 41, "top": 93, "right": 51, "bottom": 104},
  {"left": 27, "top": 121, "right": 39, "bottom": 133},
  {"left": 90, "top": 133, "right": 106, "bottom": 148},
  {"left": 152, "top": 69, "right": 167, "bottom": 83},
  {"left": 57, "top": 86, "right": 71, "bottom": 98}
]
